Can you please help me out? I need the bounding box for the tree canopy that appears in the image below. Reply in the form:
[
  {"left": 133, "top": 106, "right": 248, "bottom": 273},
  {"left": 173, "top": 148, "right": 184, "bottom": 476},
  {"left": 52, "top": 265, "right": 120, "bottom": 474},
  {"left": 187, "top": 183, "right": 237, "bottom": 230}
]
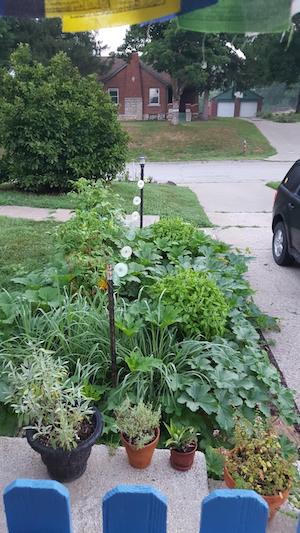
[
  {"left": 0, "top": 17, "right": 107, "bottom": 75},
  {"left": 0, "top": 45, "right": 128, "bottom": 192}
]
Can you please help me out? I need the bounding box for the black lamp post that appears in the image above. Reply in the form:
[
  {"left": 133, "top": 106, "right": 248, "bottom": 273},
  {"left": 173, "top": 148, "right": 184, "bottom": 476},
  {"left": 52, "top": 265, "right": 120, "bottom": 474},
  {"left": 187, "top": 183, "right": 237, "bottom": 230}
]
[{"left": 139, "top": 156, "right": 145, "bottom": 229}]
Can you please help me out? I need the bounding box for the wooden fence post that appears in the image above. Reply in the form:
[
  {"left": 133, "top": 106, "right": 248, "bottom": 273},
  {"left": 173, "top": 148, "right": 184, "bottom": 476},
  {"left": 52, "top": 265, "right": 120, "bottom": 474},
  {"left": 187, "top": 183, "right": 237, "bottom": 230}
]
[
  {"left": 3, "top": 479, "right": 72, "bottom": 533},
  {"left": 199, "top": 489, "right": 268, "bottom": 533},
  {"left": 103, "top": 484, "right": 167, "bottom": 533}
]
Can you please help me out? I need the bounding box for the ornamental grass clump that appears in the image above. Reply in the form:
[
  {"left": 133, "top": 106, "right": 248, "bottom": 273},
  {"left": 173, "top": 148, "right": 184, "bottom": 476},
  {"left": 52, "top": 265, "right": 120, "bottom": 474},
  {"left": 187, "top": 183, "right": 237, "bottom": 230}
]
[
  {"left": 4, "top": 349, "right": 94, "bottom": 450},
  {"left": 154, "top": 269, "right": 228, "bottom": 340},
  {"left": 116, "top": 398, "right": 161, "bottom": 449},
  {"left": 226, "top": 416, "right": 296, "bottom": 496}
]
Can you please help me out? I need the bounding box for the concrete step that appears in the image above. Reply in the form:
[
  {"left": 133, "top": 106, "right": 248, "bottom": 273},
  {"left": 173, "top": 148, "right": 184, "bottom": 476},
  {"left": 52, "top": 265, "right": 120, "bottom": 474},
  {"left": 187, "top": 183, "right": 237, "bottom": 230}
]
[{"left": 0, "top": 437, "right": 208, "bottom": 533}]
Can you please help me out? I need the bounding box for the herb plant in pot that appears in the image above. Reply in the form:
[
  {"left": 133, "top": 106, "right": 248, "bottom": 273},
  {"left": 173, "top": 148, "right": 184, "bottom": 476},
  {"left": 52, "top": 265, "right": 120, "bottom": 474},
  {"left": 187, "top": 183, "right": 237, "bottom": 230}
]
[
  {"left": 116, "top": 399, "right": 161, "bottom": 469},
  {"left": 224, "top": 416, "right": 296, "bottom": 519},
  {"left": 165, "top": 420, "right": 197, "bottom": 471},
  {"left": 4, "top": 350, "right": 103, "bottom": 482}
]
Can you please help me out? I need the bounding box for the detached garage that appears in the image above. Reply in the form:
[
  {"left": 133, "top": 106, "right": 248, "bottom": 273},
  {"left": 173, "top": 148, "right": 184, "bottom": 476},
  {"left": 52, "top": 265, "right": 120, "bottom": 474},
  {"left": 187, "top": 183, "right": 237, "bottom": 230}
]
[{"left": 210, "top": 89, "right": 263, "bottom": 118}]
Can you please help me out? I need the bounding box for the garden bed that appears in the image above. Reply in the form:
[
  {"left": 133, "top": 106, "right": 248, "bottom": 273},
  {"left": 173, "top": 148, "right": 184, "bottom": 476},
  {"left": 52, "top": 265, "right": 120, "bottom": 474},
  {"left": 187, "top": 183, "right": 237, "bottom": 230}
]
[{"left": 0, "top": 179, "right": 297, "bottom": 490}]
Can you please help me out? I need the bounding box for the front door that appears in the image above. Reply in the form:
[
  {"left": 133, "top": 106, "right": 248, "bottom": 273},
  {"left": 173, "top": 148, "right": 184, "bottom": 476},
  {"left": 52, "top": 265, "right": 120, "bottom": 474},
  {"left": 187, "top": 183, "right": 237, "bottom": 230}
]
[{"left": 289, "top": 186, "right": 300, "bottom": 252}]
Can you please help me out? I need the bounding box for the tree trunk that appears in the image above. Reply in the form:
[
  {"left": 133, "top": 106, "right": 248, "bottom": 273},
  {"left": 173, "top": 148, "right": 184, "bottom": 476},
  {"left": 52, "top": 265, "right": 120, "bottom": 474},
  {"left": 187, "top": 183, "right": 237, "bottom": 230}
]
[
  {"left": 296, "top": 88, "right": 300, "bottom": 114},
  {"left": 202, "top": 89, "right": 210, "bottom": 121}
]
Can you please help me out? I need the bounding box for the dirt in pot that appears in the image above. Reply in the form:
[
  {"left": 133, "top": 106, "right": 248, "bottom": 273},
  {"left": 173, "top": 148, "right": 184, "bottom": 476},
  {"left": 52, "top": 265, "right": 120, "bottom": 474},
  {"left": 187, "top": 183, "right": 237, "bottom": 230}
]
[{"left": 36, "top": 417, "right": 94, "bottom": 447}]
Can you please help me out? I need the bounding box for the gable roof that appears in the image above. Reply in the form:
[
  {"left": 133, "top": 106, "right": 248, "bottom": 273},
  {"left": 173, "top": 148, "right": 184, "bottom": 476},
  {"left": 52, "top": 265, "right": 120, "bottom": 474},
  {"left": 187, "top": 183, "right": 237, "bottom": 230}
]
[
  {"left": 212, "top": 88, "right": 262, "bottom": 102},
  {"left": 99, "top": 56, "right": 171, "bottom": 86}
]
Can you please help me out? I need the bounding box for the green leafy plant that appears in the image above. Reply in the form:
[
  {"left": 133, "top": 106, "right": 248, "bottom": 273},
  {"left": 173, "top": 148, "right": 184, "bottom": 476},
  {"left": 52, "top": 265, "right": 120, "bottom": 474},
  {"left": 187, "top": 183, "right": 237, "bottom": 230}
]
[
  {"left": 154, "top": 269, "right": 228, "bottom": 340},
  {"left": 115, "top": 398, "right": 161, "bottom": 449},
  {"left": 3, "top": 349, "right": 94, "bottom": 450},
  {"left": 226, "top": 416, "right": 297, "bottom": 496},
  {"left": 0, "top": 45, "right": 128, "bottom": 192},
  {"left": 164, "top": 420, "right": 197, "bottom": 452}
]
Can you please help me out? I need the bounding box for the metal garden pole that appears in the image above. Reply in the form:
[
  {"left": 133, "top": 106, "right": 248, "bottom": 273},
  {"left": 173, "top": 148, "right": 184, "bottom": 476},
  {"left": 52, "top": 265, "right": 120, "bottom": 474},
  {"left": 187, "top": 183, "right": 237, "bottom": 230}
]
[
  {"left": 139, "top": 156, "right": 145, "bottom": 229},
  {"left": 106, "top": 264, "right": 117, "bottom": 387}
]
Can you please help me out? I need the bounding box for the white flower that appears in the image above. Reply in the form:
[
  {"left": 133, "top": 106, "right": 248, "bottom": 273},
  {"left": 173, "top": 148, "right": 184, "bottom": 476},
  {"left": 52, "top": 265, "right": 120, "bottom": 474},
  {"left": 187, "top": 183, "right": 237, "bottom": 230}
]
[
  {"left": 121, "top": 246, "right": 132, "bottom": 260},
  {"left": 114, "top": 263, "right": 128, "bottom": 278},
  {"left": 131, "top": 211, "right": 139, "bottom": 221},
  {"left": 127, "top": 229, "right": 136, "bottom": 241},
  {"left": 133, "top": 196, "right": 141, "bottom": 206},
  {"left": 137, "top": 180, "right": 145, "bottom": 190}
]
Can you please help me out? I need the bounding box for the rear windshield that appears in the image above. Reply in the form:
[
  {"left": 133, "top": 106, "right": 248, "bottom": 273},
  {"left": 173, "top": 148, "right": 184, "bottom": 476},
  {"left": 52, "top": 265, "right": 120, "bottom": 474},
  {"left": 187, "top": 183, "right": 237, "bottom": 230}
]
[{"left": 282, "top": 163, "right": 300, "bottom": 192}]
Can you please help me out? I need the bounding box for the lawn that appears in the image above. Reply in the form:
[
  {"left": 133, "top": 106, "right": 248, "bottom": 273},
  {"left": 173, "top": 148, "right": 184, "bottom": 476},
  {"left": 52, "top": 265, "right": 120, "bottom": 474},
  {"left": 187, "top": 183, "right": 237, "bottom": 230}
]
[
  {"left": 266, "top": 181, "right": 280, "bottom": 190},
  {"left": 122, "top": 118, "right": 276, "bottom": 161},
  {"left": 0, "top": 183, "right": 210, "bottom": 226},
  {"left": 0, "top": 217, "right": 57, "bottom": 289}
]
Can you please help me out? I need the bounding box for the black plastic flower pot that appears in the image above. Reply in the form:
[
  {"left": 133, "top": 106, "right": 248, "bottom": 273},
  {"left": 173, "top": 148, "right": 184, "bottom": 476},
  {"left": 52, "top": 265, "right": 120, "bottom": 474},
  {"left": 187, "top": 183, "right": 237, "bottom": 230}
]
[{"left": 26, "top": 408, "right": 103, "bottom": 482}]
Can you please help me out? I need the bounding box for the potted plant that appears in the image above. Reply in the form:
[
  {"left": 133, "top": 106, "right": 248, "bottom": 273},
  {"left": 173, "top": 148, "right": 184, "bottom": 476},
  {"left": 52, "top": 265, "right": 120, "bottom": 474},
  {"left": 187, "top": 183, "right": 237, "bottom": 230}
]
[
  {"left": 4, "top": 349, "right": 103, "bottom": 482},
  {"left": 224, "top": 416, "right": 296, "bottom": 519},
  {"left": 116, "top": 398, "right": 161, "bottom": 469},
  {"left": 165, "top": 420, "right": 197, "bottom": 471}
]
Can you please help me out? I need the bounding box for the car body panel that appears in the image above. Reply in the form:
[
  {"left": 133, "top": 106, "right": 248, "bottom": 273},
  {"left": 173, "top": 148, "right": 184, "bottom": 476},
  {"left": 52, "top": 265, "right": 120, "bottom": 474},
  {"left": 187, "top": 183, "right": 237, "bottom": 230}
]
[{"left": 272, "top": 160, "right": 300, "bottom": 262}]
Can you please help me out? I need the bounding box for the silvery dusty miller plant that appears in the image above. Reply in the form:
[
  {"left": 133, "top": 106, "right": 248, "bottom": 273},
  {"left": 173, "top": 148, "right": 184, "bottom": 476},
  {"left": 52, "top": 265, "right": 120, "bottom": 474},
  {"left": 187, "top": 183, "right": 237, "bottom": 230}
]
[
  {"left": 4, "top": 348, "right": 93, "bottom": 450},
  {"left": 116, "top": 398, "right": 161, "bottom": 449}
]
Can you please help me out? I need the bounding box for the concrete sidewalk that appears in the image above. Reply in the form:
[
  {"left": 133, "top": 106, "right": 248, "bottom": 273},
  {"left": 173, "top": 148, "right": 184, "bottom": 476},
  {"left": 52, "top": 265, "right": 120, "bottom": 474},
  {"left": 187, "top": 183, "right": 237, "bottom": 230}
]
[
  {"left": 0, "top": 437, "right": 208, "bottom": 533},
  {"left": 0, "top": 205, "right": 159, "bottom": 226}
]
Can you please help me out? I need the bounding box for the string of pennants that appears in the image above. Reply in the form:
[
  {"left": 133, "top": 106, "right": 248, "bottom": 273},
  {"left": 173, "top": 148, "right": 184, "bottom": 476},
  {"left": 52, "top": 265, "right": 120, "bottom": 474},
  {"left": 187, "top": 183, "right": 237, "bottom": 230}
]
[{"left": 0, "top": 0, "right": 299, "bottom": 33}]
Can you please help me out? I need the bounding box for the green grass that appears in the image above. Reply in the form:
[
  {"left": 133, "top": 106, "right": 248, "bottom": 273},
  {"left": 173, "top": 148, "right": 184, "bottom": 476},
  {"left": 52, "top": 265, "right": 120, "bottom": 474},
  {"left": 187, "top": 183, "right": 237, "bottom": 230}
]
[
  {"left": 113, "top": 183, "right": 210, "bottom": 226},
  {"left": 0, "top": 183, "right": 210, "bottom": 226},
  {"left": 266, "top": 181, "right": 280, "bottom": 190},
  {"left": 122, "top": 118, "right": 276, "bottom": 161},
  {"left": 261, "top": 112, "right": 300, "bottom": 123},
  {"left": 0, "top": 217, "right": 57, "bottom": 289}
]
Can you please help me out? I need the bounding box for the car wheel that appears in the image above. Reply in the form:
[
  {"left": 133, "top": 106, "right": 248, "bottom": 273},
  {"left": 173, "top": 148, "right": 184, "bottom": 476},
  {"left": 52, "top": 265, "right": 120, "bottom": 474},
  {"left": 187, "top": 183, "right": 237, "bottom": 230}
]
[{"left": 272, "top": 222, "right": 294, "bottom": 266}]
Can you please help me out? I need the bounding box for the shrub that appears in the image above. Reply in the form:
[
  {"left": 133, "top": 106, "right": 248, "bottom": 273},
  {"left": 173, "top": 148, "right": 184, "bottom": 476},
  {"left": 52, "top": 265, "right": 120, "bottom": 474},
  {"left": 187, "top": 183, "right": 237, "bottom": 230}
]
[
  {"left": 152, "top": 217, "right": 211, "bottom": 254},
  {"left": 115, "top": 398, "right": 161, "bottom": 449},
  {"left": 0, "top": 45, "right": 128, "bottom": 192},
  {"left": 154, "top": 269, "right": 228, "bottom": 340},
  {"left": 3, "top": 349, "right": 93, "bottom": 450}
]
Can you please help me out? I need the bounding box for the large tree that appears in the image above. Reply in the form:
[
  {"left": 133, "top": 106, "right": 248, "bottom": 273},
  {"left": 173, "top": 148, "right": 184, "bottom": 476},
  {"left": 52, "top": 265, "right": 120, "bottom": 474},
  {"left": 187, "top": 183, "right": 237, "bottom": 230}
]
[
  {"left": 0, "top": 17, "right": 106, "bottom": 75},
  {"left": 241, "top": 18, "right": 300, "bottom": 112},
  {"left": 0, "top": 45, "right": 128, "bottom": 192}
]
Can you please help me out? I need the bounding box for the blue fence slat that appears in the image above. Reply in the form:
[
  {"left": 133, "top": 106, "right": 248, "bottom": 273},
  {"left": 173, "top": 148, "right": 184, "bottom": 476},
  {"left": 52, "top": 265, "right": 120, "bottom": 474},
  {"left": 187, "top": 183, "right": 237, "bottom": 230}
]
[
  {"left": 3, "top": 479, "right": 72, "bottom": 533},
  {"left": 103, "top": 484, "right": 167, "bottom": 533},
  {"left": 297, "top": 515, "right": 300, "bottom": 533},
  {"left": 200, "top": 489, "right": 268, "bottom": 533}
]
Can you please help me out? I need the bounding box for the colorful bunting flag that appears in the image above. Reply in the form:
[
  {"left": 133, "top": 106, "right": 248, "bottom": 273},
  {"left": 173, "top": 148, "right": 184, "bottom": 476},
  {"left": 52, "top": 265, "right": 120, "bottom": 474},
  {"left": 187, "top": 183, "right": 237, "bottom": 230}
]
[
  {"left": 177, "top": 0, "right": 293, "bottom": 33},
  {"left": 62, "top": 0, "right": 180, "bottom": 31}
]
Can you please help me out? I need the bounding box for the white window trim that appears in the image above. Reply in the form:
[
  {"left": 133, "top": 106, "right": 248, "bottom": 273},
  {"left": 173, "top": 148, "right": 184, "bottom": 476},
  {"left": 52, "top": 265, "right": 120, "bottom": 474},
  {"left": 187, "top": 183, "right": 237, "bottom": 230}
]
[
  {"left": 149, "top": 87, "right": 160, "bottom": 106},
  {"left": 108, "top": 88, "right": 119, "bottom": 105}
]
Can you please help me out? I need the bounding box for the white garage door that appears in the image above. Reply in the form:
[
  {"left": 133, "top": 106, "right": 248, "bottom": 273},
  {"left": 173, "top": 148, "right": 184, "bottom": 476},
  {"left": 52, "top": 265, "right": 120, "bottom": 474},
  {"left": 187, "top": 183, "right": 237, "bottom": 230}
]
[
  {"left": 217, "top": 102, "right": 235, "bottom": 117},
  {"left": 240, "top": 101, "right": 258, "bottom": 118}
]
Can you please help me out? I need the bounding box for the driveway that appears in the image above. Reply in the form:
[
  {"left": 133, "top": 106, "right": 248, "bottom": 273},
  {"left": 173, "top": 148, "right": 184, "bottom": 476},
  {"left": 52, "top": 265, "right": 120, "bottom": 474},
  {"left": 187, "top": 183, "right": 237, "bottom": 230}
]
[{"left": 250, "top": 118, "right": 300, "bottom": 162}]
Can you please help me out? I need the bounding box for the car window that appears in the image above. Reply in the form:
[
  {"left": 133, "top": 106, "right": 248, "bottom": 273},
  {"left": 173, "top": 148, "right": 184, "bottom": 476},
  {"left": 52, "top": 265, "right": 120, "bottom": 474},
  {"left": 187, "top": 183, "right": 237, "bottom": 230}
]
[{"left": 282, "top": 164, "right": 300, "bottom": 192}]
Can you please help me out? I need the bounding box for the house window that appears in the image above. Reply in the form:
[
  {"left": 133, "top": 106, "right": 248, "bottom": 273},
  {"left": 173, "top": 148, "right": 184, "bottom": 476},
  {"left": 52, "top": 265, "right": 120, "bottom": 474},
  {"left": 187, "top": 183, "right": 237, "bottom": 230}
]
[
  {"left": 108, "top": 88, "right": 119, "bottom": 105},
  {"left": 149, "top": 88, "right": 160, "bottom": 105}
]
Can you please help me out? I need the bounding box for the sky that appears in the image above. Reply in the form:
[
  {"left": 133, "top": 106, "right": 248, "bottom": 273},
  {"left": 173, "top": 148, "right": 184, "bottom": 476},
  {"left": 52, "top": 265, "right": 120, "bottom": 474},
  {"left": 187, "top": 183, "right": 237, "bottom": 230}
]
[{"left": 98, "top": 26, "right": 129, "bottom": 53}]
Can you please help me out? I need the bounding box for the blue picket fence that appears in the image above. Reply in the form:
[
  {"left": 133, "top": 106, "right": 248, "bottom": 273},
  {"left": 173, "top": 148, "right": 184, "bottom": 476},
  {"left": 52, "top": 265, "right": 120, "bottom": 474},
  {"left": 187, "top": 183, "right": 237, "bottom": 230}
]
[{"left": 2, "top": 479, "right": 299, "bottom": 533}]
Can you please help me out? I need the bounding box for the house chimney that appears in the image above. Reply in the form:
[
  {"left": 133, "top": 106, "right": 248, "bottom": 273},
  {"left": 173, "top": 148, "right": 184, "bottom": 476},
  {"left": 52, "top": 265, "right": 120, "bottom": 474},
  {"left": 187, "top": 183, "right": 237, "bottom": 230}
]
[{"left": 125, "top": 52, "right": 142, "bottom": 98}]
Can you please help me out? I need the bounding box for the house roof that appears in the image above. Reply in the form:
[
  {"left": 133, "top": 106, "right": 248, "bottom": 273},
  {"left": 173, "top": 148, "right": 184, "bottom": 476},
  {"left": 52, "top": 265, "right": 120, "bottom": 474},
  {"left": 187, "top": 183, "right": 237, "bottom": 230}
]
[
  {"left": 99, "top": 56, "right": 171, "bottom": 86},
  {"left": 212, "top": 88, "right": 262, "bottom": 102}
]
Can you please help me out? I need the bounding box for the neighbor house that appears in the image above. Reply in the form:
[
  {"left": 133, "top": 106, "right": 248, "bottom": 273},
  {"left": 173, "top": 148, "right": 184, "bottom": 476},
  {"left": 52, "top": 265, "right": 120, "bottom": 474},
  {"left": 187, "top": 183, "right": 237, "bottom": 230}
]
[
  {"left": 210, "top": 89, "right": 263, "bottom": 118},
  {"left": 101, "top": 52, "right": 172, "bottom": 120}
]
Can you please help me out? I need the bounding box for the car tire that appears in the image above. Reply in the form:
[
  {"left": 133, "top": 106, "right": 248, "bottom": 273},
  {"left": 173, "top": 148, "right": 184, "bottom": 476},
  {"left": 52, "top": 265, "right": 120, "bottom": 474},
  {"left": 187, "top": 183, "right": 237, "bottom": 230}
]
[{"left": 272, "top": 222, "right": 294, "bottom": 266}]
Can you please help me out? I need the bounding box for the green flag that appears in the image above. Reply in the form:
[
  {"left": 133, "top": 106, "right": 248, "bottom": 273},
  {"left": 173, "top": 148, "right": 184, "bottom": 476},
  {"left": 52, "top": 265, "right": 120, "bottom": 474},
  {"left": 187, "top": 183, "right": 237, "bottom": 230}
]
[{"left": 178, "top": 0, "right": 292, "bottom": 33}]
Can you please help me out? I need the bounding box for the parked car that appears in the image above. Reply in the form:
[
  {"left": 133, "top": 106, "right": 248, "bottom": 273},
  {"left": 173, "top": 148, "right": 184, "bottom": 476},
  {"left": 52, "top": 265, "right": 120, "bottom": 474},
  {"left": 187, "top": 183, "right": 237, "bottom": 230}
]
[{"left": 272, "top": 160, "right": 300, "bottom": 265}]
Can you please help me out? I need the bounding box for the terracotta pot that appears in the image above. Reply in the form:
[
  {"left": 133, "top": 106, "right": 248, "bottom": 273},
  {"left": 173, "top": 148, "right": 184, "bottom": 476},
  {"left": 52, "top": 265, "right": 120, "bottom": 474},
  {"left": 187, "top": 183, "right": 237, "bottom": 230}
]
[
  {"left": 224, "top": 463, "right": 290, "bottom": 520},
  {"left": 170, "top": 442, "right": 197, "bottom": 471},
  {"left": 121, "top": 428, "right": 160, "bottom": 469}
]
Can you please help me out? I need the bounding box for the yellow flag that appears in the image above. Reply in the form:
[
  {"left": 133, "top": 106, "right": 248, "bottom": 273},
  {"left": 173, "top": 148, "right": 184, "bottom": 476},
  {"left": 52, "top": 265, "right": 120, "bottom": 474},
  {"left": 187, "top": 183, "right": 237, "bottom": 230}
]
[{"left": 61, "top": 0, "right": 180, "bottom": 31}]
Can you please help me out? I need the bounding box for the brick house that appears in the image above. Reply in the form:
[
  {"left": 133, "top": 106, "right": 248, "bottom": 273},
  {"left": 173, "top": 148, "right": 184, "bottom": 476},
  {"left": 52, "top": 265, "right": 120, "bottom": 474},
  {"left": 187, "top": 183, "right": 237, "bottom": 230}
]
[{"left": 101, "top": 52, "right": 172, "bottom": 120}]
